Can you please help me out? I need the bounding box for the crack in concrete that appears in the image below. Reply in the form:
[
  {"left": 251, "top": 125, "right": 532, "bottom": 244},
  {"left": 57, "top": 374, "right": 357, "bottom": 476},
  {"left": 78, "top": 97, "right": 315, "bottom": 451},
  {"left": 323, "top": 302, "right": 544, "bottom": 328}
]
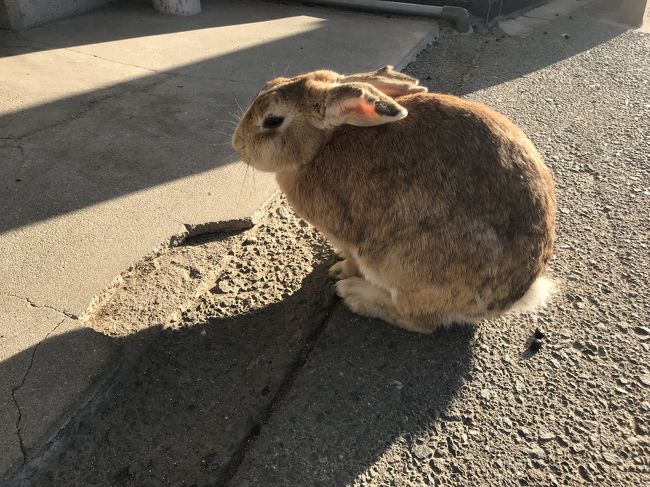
[
  {"left": 7, "top": 71, "right": 174, "bottom": 141},
  {"left": 10, "top": 318, "right": 66, "bottom": 465},
  {"left": 7, "top": 94, "right": 115, "bottom": 141},
  {"left": 62, "top": 47, "right": 162, "bottom": 74},
  {"left": 3, "top": 293, "right": 78, "bottom": 320},
  {"left": 58, "top": 45, "right": 248, "bottom": 85},
  {"left": 218, "top": 295, "right": 339, "bottom": 487}
]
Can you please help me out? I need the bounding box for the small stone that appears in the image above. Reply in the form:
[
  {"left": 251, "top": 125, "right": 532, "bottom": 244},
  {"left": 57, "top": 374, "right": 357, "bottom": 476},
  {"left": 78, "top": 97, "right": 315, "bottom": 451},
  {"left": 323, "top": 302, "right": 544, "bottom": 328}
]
[
  {"left": 413, "top": 444, "right": 433, "bottom": 460},
  {"left": 243, "top": 237, "right": 258, "bottom": 245},
  {"left": 534, "top": 328, "right": 546, "bottom": 339},
  {"left": 276, "top": 207, "right": 290, "bottom": 219},
  {"left": 562, "top": 33, "right": 570, "bottom": 39},
  {"left": 527, "top": 445, "right": 546, "bottom": 458},
  {"left": 539, "top": 431, "right": 555, "bottom": 442},
  {"left": 639, "top": 374, "right": 650, "bottom": 386},
  {"left": 480, "top": 389, "right": 492, "bottom": 400}
]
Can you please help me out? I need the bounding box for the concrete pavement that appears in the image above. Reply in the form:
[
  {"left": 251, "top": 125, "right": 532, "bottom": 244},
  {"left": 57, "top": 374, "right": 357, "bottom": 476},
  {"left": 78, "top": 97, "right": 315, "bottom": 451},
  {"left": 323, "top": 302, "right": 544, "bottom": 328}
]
[
  {"left": 12, "top": 0, "right": 648, "bottom": 484},
  {"left": 0, "top": 0, "right": 438, "bottom": 480}
]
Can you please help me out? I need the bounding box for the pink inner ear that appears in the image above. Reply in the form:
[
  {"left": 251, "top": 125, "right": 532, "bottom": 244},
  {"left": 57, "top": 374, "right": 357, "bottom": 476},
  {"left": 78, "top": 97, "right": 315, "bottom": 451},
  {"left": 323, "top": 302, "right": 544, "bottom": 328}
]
[{"left": 342, "top": 98, "right": 378, "bottom": 119}]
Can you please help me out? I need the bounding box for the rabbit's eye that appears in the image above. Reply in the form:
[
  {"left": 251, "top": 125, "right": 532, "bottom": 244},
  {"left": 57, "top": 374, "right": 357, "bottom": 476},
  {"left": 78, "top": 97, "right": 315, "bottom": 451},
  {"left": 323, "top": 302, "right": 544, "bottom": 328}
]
[{"left": 262, "top": 116, "right": 285, "bottom": 129}]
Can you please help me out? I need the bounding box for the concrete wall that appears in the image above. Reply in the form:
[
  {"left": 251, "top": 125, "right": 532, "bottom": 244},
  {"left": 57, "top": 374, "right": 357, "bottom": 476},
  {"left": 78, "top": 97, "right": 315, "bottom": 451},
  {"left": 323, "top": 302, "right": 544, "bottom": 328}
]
[{"left": 0, "top": 0, "right": 122, "bottom": 29}]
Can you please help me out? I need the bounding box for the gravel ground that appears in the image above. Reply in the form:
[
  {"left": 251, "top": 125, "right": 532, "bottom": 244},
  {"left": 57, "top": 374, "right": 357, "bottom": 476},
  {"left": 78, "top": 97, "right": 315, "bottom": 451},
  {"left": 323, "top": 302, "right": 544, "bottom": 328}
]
[
  {"left": 11, "top": 1, "right": 649, "bottom": 485},
  {"left": 233, "top": 3, "right": 650, "bottom": 486}
]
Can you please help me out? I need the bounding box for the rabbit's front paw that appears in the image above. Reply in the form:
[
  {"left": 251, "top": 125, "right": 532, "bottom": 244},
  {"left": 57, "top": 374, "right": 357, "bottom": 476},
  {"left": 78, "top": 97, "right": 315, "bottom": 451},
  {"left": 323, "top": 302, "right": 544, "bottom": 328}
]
[
  {"left": 329, "top": 259, "right": 360, "bottom": 280},
  {"left": 335, "top": 277, "right": 391, "bottom": 318},
  {"left": 336, "top": 277, "right": 372, "bottom": 313}
]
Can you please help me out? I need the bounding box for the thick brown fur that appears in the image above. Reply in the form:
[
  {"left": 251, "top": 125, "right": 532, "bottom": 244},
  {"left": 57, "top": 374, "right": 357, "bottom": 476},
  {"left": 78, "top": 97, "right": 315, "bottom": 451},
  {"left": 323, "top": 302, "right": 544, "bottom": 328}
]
[{"left": 232, "top": 67, "right": 556, "bottom": 333}]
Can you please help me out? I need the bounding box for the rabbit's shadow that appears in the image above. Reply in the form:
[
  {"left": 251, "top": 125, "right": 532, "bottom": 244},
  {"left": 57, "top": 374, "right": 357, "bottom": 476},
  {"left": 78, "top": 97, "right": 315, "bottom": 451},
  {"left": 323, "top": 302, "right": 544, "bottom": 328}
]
[
  {"left": 232, "top": 305, "right": 475, "bottom": 486},
  {"left": 8, "top": 258, "right": 473, "bottom": 486}
]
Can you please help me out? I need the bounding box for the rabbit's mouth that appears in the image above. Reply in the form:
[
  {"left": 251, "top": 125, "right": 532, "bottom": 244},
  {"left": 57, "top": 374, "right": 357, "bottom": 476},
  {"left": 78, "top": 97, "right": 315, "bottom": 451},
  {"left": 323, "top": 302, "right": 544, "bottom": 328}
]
[
  {"left": 231, "top": 137, "right": 249, "bottom": 164},
  {"left": 233, "top": 145, "right": 250, "bottom": 165}
]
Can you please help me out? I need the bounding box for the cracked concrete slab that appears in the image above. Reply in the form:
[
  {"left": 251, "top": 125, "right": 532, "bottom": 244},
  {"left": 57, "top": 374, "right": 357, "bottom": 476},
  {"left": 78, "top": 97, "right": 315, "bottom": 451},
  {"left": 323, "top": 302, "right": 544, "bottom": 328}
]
[
  {"left": 0, "top": 295, "right": 84, "bottom": 477},
  {"left": 12, "top": 318, "right": 117, "bottom": 455}
]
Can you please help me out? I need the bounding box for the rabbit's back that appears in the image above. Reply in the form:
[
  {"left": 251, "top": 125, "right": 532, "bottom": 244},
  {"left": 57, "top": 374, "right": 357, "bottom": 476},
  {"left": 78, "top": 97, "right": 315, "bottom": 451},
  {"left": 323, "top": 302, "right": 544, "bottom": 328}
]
[{"left": 282, "top": 93, "right": 556, "bottom": 313}]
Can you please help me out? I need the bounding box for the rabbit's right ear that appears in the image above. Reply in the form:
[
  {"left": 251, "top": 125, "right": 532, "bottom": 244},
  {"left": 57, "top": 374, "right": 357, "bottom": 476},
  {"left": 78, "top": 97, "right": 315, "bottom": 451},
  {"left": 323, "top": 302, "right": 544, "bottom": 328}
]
[
  {"left": 341, "top": 65, "right": 427, "bottom": 98},
  {"left": 323, "top": 82, "right": 408, "bottom": 128}
]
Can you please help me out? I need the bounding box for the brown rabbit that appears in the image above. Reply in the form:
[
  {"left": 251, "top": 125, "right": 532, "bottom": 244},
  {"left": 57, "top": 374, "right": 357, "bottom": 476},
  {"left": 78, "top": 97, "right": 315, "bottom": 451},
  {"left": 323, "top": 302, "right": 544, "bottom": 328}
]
[{"left": 232, "top": 66, "right": 556, "bottom": 333}]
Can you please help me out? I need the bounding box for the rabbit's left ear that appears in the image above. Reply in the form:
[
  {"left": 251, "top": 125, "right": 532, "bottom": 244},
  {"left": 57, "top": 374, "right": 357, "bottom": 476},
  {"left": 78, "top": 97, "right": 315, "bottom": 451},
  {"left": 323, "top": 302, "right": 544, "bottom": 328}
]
[{"left": 323, "top": 82, "right": 408, "bottom": 127}]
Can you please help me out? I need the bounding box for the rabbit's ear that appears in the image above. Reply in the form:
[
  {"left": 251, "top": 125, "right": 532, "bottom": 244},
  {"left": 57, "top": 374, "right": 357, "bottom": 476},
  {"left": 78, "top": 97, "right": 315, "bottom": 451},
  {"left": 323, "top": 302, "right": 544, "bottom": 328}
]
[
  {"left": 323, "top": 83, "right": 408, "bottom": 127},
  {"left": 341, "top": 66, "right": 427, "bottom": 98}
]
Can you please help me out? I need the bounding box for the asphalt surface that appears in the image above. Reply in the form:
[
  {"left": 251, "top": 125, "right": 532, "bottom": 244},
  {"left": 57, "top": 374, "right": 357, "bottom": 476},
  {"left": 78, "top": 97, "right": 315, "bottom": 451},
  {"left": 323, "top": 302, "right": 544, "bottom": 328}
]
[{"left": 8, "top": 1, "right": 650, "bottom": 485}]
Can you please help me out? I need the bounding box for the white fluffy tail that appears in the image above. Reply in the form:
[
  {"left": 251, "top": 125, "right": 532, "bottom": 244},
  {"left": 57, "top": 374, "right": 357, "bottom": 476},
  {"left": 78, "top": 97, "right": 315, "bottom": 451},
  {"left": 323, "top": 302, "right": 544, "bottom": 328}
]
[{"left": 508, "top": 275, "right": 556, "bottom": 314}]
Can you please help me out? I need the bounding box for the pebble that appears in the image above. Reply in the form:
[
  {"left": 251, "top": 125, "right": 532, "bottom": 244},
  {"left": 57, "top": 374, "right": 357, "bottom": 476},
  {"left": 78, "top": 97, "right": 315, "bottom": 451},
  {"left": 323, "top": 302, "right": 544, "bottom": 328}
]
[
  {"left": 413, "top": 444, "right": 433, "bottom": 460},
  {"left": 276, "top": 207, "right": 290, "bottom": 219},
  {"left": 527, "top": 445, "right": 546, "bottom": 458},
  {"left": 639, "top": 374, "right": 650, "bottom": 386},
  {"left": 539, "top": 431, "right": 555, "bottom": 442},
  {"left": 534, "top": 328, "right": 546, "bottom": 339},
  {"left": 243, "top": 236, "right": 258, "bottom": 245}
]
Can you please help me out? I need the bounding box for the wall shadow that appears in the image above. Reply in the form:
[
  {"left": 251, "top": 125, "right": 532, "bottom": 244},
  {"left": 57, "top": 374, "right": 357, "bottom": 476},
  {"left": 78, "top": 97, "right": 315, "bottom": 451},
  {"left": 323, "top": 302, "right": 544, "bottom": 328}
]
[{"left": 1, "top": 0, "right": 630, "bottom": 236}]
